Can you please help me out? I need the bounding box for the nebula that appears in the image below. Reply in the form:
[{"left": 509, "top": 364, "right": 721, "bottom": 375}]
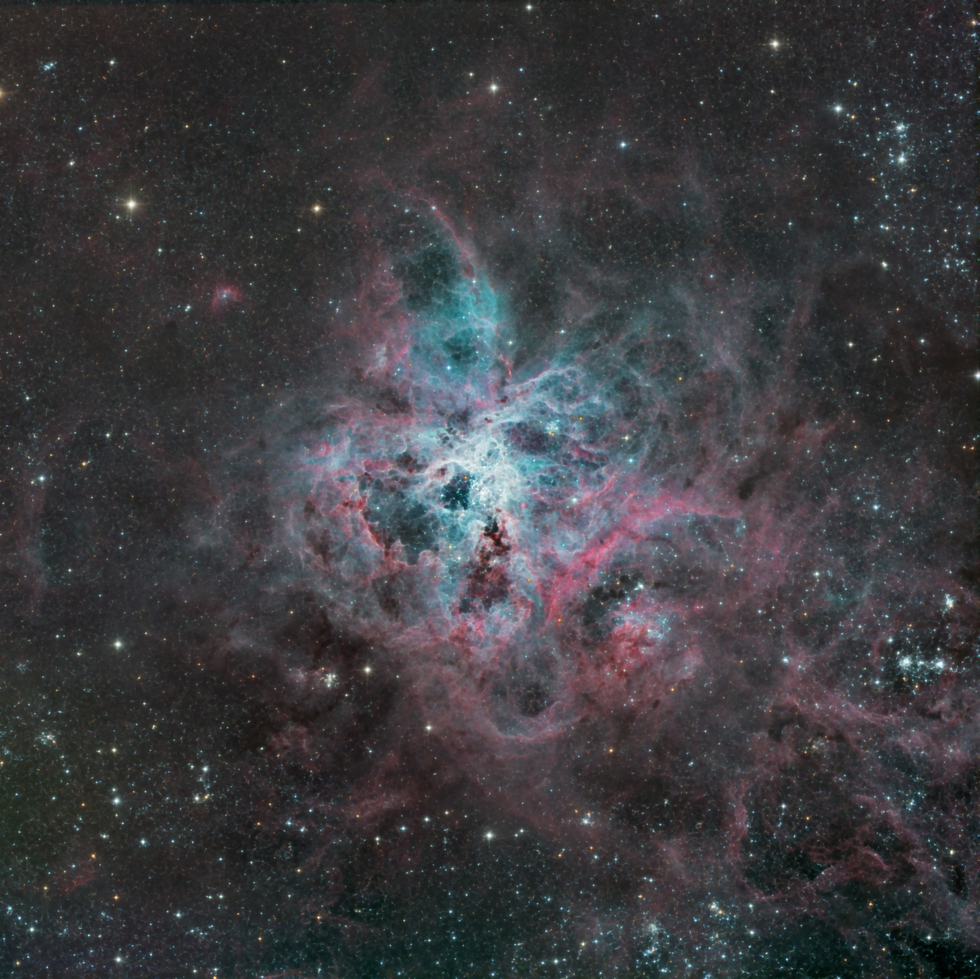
[
  {"left": 3, "top": 5, "right": 975, "bottom": 976},
  {"left": 179, "top": 198, "right": 977, "bottom": 976}
]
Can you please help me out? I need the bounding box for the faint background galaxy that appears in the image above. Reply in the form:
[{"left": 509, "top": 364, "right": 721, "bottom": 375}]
[{"left": 0, "top": 3, "right": 977, "bottom": 977}]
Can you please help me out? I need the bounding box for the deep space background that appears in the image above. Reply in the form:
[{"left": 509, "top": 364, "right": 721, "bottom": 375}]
[{"left": 1, "top": 3, "right": 977, "bottom": 977}]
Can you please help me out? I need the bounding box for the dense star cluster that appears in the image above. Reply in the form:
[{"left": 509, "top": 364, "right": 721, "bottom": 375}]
[{"left": 0, "top": 4, "right": 976, "bottom": 978}]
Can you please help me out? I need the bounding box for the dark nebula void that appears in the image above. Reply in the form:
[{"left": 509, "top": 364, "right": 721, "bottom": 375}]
[{"left": 1, "top": 5, "right": 977, "bottom": 978}]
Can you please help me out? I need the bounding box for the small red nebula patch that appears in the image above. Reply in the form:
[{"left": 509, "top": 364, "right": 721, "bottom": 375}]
[{"left": 211, "top": 283, "right": 242, "bottom": 315}]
